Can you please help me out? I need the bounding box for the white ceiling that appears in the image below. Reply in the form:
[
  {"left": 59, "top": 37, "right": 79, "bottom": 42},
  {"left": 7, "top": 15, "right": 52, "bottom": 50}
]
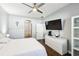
[{"left": 0, "top": 3, "right": 70, "bottom": 19}]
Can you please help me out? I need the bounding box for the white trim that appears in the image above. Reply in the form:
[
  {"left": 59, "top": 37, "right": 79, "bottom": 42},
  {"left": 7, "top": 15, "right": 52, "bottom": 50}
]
[{"left": 71, "top": 15, "right": 79, "bottom": 56}]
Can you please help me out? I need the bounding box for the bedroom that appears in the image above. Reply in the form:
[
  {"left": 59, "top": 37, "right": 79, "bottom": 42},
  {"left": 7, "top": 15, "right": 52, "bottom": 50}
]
[{"left": 0, "top": 3, "right": 79, "bottom": 56}]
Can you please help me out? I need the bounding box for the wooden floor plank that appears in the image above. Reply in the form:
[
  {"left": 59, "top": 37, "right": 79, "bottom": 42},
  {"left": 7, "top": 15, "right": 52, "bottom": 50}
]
[{"left": 38, "top": 39, "right": 71, "bottom": 56}]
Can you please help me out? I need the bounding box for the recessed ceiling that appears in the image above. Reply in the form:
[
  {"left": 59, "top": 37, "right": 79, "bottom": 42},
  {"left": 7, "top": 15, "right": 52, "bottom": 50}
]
[{"left": 0, "top": 3, "right": 70, "bottom": 19}]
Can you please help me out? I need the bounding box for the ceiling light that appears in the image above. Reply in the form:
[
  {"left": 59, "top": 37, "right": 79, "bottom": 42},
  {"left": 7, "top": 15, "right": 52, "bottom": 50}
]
[{"left": 33, "top": 7, "right": 37, "bottom": 11}]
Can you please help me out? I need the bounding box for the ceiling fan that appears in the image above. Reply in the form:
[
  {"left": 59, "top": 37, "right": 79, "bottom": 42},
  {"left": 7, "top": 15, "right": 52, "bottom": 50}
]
[{"left": 22, "top": 3, "right": 45, "bottom": 14}]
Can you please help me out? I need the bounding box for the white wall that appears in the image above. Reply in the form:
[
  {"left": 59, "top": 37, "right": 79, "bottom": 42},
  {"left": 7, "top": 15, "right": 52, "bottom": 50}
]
[
  {"left": 44, "top": 3, "right": 79, "bottom": 52},
  {"left": 0, "top": 6, "right": 8, "bottom": 34},
  {"left": 8, "top": 14, "right": 42, "bottom": 39}
]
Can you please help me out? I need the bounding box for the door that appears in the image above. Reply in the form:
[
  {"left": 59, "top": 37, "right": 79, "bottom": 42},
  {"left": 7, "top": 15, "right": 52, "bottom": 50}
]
[
  {"left": 36, "top": 24, "right": 43, "bottom": 40},
  {"left": 24, "top": 20, "right": 32, "bottom": 38}
]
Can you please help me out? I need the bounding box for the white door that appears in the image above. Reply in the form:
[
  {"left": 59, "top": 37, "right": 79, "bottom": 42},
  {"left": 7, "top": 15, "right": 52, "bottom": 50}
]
[{"left": 36, "top": 24, "right": 43, "bottom": 40}]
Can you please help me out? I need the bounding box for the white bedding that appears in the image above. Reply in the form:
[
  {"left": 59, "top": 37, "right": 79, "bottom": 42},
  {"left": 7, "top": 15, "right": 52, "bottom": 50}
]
[{"left": 0, "top": 38, "right": 47, "bottom": 56}]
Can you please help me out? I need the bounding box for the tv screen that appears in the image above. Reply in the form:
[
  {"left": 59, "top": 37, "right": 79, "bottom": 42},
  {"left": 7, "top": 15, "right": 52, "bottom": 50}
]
[{"left": 45, "top": 19, "right": 62, "bottom": 30}]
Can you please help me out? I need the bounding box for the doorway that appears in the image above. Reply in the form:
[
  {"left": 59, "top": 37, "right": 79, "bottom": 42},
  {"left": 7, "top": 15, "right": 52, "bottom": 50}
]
[{"left": 24, "top": 20, "right": 32, "bottom": 38}]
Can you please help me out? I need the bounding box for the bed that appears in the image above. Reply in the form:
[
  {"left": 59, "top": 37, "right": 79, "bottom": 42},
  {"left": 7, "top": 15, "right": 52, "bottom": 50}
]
[{"left": 0, "top": 33, "right": 47, "bottom": 56}]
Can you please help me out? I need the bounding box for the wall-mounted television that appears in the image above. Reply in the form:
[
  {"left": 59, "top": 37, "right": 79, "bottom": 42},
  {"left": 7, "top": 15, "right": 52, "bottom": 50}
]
[{"left": 45, "top": 19, "right": 62, "bottom": 30}]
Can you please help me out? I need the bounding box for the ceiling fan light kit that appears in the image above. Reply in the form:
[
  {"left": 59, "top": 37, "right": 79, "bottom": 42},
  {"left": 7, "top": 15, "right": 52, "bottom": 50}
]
[{"left": 33, "top": 7, "right": 37, "bottom": 11}]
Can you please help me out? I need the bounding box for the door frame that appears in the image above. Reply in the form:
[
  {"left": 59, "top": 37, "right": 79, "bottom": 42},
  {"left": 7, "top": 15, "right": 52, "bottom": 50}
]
[{"left": 24, "top": 20, "right": 32, "bottom": 38}]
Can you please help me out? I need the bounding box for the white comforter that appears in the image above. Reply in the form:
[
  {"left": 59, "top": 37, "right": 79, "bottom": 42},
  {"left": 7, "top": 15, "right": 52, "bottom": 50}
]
[{"left": 0, "top": 38, "right": 47, "bottom": 56}]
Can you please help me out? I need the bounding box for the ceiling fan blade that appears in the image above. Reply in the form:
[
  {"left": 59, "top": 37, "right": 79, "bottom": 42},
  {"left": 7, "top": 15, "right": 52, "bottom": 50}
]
[
  {"left": 37, "top": 9, "right": 43, "bottom": 13},
  {"left": 37, "top": 3, "right": 45, "bottom": 8},
  {"left": 28, "top": 10, "right": 32, "bottom": 13},
  {"left": 22, "top": 3, "right": 33, "bottom": 8}
]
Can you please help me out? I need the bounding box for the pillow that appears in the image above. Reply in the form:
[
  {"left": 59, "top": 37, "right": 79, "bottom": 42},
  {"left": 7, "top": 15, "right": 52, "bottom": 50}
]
[
  {"left": 0, "top": 38, "right": 10, "bottom": 49},
  {"left": 0, "top": 38, "right": 11, "bottom": 43},
  {"left": 0, "top": 43, "right": 6, "bottom": 49},
  {"left": 0, "top": 33, "right": 6, "bottom": 38}
]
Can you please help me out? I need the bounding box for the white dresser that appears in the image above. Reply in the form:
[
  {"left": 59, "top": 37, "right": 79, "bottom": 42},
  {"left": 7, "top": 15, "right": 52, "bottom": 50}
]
[{"left": 45, "top": 35, "right": 67, "bottom": 55}]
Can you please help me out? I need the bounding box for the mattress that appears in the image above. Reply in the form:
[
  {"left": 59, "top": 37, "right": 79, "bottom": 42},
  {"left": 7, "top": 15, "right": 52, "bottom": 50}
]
[{"left": 0, "top": 38, "right": 47, "bottom": 56}]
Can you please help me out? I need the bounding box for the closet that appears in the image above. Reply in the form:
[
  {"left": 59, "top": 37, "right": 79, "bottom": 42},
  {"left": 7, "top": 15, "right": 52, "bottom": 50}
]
[{"left": 72, "top": 16, "right": 79, "bottom": 56}]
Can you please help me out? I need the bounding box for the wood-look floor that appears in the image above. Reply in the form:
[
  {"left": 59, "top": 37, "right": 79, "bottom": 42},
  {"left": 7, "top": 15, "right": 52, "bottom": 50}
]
[{"left": 38, "top": 39, "right": 71, "bottom": 56}]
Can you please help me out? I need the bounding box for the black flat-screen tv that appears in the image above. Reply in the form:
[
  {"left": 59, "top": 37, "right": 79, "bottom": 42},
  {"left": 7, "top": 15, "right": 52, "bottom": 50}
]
[{"left": 45, "top": 19, "right": 62, "bottom": 30}]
